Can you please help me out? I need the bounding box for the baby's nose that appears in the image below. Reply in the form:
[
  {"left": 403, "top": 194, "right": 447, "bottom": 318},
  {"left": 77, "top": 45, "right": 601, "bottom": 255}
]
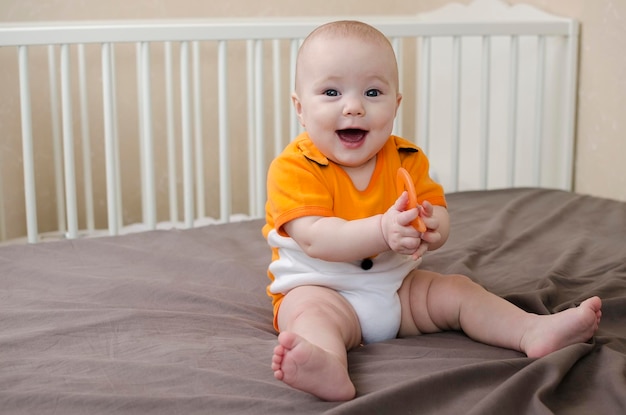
[{"left": 342, "top": 97, "right": 365, "bottom": 116}]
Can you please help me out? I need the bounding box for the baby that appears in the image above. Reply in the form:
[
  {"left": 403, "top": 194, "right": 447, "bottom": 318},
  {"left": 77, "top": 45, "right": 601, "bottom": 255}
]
[{"left": 262, "top": 20, "right": 602, "bottom": 401}]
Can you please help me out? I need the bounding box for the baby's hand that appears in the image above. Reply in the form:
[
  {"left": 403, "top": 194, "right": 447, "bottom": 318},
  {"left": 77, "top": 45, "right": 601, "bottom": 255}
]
[
  {"left": 416, "top": 201, "right": 443, "bottom": 257},
  {"left": 381, "top": 192, "right": 424, "bottom": 258}
]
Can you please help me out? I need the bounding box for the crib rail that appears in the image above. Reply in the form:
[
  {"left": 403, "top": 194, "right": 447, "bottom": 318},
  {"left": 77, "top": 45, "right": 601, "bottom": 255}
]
[{"left": 0, "top": 15, "right": 579, "bottom": 243}]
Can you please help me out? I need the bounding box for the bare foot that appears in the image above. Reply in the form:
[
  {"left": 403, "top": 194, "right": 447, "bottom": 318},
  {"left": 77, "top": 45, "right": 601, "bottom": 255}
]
[
  {"left": 521, "top": 296, "right": 602, "bottom": 358},
  {"left": 271, "top": 331, "right": 356, "bottom": 401}
]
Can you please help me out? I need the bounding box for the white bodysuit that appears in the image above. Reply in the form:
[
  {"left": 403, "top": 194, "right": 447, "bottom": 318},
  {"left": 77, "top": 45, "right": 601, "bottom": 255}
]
[{"left": 267, "top": 229, "right": 421, "bottom": 344}]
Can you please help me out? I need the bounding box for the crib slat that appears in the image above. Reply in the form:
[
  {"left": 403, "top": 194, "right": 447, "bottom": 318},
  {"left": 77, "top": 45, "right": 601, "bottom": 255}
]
[
  {"left": 479, "top": 35, "right": 491, "bottom": 189},
  {"left": 164, "top": 42, "right": 178, "bottom": 224},
  {"left": 289, "top": 39, "right": 300, "bottom": 140},
  {"left": 101, "top": 43, "right": 120, "bottom": 236},
  {"left": 18, "top": 46, "right": 38, "bottom": 243},
  {"left": 507, "top": 35, "right": 519, "bottom": 187},
  {"left": 180, "top": 41, "right": 195, "bottom": 228},
  {"left": 77, "top": 44, "right": 95, "bottom": 232},
  {"left": 254, "top": 39, "right": 265, "bottom": 217},
  {"left": 139, "top": 42, "right": 156, "bottom": 230},
  {"left": 192, "top": 41, "right": 205, "bottom": 220},
  {"left": 562, "top": 22, "right": 579, "bottom": 191},
  {"left": 60, "top": 44, "right": 79, "bottom": 239},
  {"left": 47, "top": 45, "right": 67, "bottom": 235},
  {"left": 533, "top": 36, "right": 546, "bottom": 187},
  {"left": 136, "top": 43, "right": 154, "bottom": 228},
  {"left": 246, "top": 40, "right": 256, "bottom": 216},
  {"left": 135, "top": 43, "right": 146, "bottom": 223},
  {"left": 218, "top": 40, "right": 231, "bottom": 222},
  {"left": 450, "top": 36, "right": 462, "bottom": 192},
  {"left": 273, "top": 39, "right": 283, "bottom": 157},
  {"left": 417, "top": 36, "right": 431, "bottom": 155},
  {"left": 110, "top": 44, "right": 123, "bottom": 230}
]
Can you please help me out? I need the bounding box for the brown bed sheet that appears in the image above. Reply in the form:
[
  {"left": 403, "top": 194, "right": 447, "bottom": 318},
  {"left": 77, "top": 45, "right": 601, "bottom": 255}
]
[{"left": 1, "top": 188, "right": 625, "bottom": 414}]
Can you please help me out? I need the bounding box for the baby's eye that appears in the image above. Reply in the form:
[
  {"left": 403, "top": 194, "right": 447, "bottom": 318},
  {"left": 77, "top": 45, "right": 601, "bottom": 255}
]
[
  {"left": 365, "top": 89, "right": 381, "bottom": 97},
  {"left": 323, "top": 89, "right": 339, "bottom": 97}
]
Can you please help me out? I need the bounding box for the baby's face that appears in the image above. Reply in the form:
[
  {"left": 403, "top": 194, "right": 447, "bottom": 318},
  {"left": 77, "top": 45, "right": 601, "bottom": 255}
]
[{"left": 292, "top": 35, "right": 401, "bottom": 169}]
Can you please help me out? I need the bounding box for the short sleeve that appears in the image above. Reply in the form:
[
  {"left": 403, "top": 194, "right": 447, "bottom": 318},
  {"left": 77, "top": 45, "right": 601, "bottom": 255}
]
[
  {"left": 396, "top": 138, "right": 447, "bottom": 208},
  {"left": 265, "top": 155, "right": 335, "bottom": 236}
]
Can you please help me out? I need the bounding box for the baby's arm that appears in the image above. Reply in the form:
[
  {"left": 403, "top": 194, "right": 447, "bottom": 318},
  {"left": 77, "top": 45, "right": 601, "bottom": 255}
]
[
  {"left": 284, "top": 192, "right": 446, "bottom": 263},
  {"left": 283, "top": 213, "right": 391, "bottom": 263}
]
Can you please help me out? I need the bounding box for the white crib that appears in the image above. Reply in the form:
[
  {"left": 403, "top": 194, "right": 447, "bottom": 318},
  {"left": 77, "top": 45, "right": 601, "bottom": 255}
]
[{"left": 0, "top": 1, "right": 579, "bottom": 244}]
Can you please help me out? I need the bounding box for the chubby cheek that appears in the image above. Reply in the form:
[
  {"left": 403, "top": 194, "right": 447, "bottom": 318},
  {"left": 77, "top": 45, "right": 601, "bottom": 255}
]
[
  {"left": 369, "top": 103, "right": 397, "bottom": 125},
  {"left": 303, "top": 106, "right": 337, "bottom": 132}
]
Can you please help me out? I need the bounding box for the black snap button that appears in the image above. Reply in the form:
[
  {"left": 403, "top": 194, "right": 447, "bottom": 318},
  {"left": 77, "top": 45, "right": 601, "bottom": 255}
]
[{"left": 360, "top": 258, "right": 373, "bottom": 270}]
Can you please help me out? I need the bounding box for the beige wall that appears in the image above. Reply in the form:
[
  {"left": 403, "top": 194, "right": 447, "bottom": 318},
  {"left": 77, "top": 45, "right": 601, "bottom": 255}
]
[{"left": 1, "top": 0, "right": 624, "bottom": 239}]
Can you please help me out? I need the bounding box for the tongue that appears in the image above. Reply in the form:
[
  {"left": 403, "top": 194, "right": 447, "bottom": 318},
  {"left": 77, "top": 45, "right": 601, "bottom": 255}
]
[{"left": 338, "top": 129, "right": 366, "bottom": 143}]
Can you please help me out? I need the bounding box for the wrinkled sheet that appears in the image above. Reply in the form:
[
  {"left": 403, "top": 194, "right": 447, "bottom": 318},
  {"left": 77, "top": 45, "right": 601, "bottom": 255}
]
[{"left": 1, "top": 188, "right": 625, "bottom": 414}]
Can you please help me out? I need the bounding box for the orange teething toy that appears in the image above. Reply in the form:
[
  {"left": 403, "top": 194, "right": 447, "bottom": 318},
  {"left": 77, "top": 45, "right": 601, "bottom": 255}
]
[{"left": 396, "top": 168, "right": 427, "bottom": 233}]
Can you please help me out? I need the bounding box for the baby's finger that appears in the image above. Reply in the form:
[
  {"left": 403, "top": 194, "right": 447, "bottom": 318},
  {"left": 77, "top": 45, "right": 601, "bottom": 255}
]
[
  {"left": 393, "top": 191, "right": 410, "bottom": 212},
  {"left": 420, "top": 229, "right": 441, "bottom": 245},
  {"left": 420, "top": 200, "right": 434, "bottom": 217},
  {"left": 397, "top": 208, "right": 421, "bottom": 228},
  {"left": 411, "top": 241, "right": 429, "bottom": 260}
]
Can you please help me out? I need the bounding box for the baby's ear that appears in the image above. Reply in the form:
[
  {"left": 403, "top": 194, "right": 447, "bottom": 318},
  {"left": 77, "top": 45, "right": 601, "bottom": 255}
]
[
  {"left": 291, "top": 93, "right": 305, "bottom": 127},
  {"left": 395, "top": 92, "right": 403, "bottom": 114}
]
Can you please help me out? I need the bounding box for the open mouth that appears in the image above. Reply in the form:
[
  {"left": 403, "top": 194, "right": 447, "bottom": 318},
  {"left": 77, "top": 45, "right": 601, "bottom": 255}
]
[{"left": 337, "top": 129, "right": 368, "bottom": 144}]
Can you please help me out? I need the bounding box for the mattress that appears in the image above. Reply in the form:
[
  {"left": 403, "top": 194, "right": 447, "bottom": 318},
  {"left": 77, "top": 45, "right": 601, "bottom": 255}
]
[{"left": 1, "top": 188, "right": 625, "bottom": 414}]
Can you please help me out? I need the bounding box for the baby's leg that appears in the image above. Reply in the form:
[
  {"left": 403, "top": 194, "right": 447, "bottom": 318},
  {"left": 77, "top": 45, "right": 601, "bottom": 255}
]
[
  {"left": 272, "top": 285, "right": 362, "bottom": 401},
  {"left": 397, "top": 270, "right": 601, "bottom": 357}
]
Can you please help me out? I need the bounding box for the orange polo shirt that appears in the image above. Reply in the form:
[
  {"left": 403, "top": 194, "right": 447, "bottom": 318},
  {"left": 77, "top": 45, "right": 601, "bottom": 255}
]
[{"left": 263, "top": 133, "right": 447, "bottom": 324}]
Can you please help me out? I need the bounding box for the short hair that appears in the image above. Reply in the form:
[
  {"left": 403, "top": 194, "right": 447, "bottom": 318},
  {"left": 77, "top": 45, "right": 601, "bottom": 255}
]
[
  {"left": 303, "top": 20, "right": 392, "bottom": 45},
  {"left": 294, "top": 20, "right": 399, "bottom": 91}
]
